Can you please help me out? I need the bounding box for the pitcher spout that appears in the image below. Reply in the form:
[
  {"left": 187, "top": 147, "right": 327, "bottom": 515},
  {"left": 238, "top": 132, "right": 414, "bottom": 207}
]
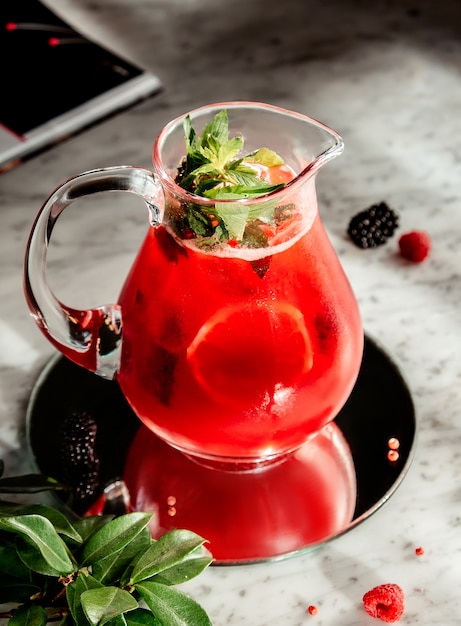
[{"left": 288, "top": 111, "right": 344, "bottom": 181}]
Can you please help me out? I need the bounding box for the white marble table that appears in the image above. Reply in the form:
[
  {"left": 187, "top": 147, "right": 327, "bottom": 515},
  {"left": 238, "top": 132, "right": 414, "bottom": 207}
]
[{"left": 1, "top": 0, "right": 461, "bottom": 623}]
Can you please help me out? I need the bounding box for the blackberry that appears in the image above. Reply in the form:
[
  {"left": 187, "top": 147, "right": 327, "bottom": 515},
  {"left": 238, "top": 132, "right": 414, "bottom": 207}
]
[
  {"left": 347, "top": 202, "right": 399, "bottom": 249},
  {"left": 70, "top": 468, "right": 101, "bottom": 504},
  {"left": 60, "top": 411, "right": 101, "bottom": 513}
]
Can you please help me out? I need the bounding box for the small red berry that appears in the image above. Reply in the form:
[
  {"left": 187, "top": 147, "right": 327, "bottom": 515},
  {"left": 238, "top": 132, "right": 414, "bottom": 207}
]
[
  {"left": 415, "top": 546, "right": 424, "bottom": 556},
  {"left": 398, "top": 230, "right": 431, "bottom": 263},
  {"left": 363, "top": 583, "right": 404, "bottom": 623},
  {"left": 307, "top": 605, "right": 318, "bottom": 615}
]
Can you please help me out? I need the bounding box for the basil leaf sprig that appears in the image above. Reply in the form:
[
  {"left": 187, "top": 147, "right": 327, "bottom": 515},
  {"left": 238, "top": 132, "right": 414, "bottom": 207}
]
[
  {"left": 173, "top": 109, "right": 291, "bottom": 248},
  {"left": 0, "top": 461, "right": 213, "bottom": 626}
]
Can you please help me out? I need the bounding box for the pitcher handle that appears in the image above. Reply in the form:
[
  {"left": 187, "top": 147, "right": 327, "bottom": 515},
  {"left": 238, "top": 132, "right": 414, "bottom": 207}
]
[{"left": 23, "top": 166, "right": 163, "bottom": 379}]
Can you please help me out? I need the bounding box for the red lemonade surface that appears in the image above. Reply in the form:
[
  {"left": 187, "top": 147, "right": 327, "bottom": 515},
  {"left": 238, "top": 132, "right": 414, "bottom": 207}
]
[{"left": 116, "top": 195, "right": 363, "bottom": 462}]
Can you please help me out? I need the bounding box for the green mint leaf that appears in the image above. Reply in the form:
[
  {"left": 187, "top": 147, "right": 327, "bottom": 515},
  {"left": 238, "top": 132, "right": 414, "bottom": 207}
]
[
  {"left": 185, "top": 162, "right": 220, "bottom": 178},
  {"left": 81, "top": 513, "right": 152, "bottom": 567},
  {"left": 198, "top": 138, "right": 220, "bottom": 165},
  {"left": 81, "top": 587, "right": 138, "bottom": 626},
  {"left": 194, "top": 177, "right": 223, "bottom": 197},
  {"left": 183, "top": 115, "right": 196, "bottom": 154},
  {"left": 186, "top": 206, "right": 214, "bottom": 238},
  {"left": 214, "top": 202, "right": 249, "bottom": 241},
  {"left": 214, "top": 136, "right": 244, "bottom": 170},
  {"left": 247, "top": 198, "right": 279, "bottom": 222},
  {"left": 8, "top": 603, "right": 48, "bottom": 626},
  {"left": 244, "top": 147, "right": 284, "bottom": 167},
  {"left": 204, "top": 183, "right": 283, "bottom": 200},
  {"left": 0, "top": 515, "right": 74, "bottom": 575},
  {"left": 242, "top": 222, "right": 269, "bottom": 249},
  {"left": 124, "top": 529, "right": 210, "bottom": 586},
  {"left": 198, "top": 109, "right": 229, "bottom": 148},
  {"left": 178, "top": 151, "right": 208, "bottom": 187},
  {"left": 135, "top": 581, "right": 212, "bottom": 626},
  {"left": 192, "top": 228, "right": 228, "bottom": 251},
  {"left": 223, "top": 166, "right": 262, "bottom": 188}
]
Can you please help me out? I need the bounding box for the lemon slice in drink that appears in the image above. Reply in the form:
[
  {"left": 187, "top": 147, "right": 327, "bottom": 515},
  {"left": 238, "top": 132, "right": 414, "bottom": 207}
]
[{"left": 186, "top": 302, "right": 313, "bottom": 406}]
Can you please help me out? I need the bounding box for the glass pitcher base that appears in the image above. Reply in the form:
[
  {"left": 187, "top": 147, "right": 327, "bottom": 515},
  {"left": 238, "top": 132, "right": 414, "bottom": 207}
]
[
  {"left": 180, "top": 449, "right": 294, "bottom": 473},
  {"left": 123, "top": 422, "right": 357, "bottom": 564}
]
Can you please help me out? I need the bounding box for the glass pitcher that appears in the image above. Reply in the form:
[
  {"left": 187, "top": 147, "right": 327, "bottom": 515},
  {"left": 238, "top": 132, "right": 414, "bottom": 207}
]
[{"left": 24, "top": 102, "right": 363, "bottom": 469}]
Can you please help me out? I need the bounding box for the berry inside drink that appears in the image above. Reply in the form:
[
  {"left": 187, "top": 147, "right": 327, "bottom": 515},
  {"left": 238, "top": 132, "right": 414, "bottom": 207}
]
[{"left": 116, "top": 165, "right": 363, "bottom": 464}]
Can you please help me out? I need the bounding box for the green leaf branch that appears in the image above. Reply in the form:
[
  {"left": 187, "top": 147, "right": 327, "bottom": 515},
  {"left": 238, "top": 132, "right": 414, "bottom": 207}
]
[{"left": 0, "top": 462, "right": 213, "bottom": 626}]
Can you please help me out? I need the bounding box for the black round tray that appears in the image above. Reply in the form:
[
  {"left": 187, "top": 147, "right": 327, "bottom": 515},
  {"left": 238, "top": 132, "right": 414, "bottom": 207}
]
[{"left": 27, "top": 334, "right": 416, "bottom": 552}]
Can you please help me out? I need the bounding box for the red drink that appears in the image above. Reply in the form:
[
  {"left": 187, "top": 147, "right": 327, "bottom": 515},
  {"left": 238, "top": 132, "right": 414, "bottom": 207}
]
[{"left": 117, "top": 173, "right": 363, "bottom": 463}]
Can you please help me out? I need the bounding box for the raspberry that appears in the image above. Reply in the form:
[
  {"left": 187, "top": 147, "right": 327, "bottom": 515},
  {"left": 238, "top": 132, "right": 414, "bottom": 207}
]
[
  {"left": 363, "top": 583, "right": 405, "bottom": 623},
  {"left": 347, "top": 202, "right": 399, "bottom": 249},
  {"left": 398, "top": 230, "right": 431, "bottom": 263}
]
